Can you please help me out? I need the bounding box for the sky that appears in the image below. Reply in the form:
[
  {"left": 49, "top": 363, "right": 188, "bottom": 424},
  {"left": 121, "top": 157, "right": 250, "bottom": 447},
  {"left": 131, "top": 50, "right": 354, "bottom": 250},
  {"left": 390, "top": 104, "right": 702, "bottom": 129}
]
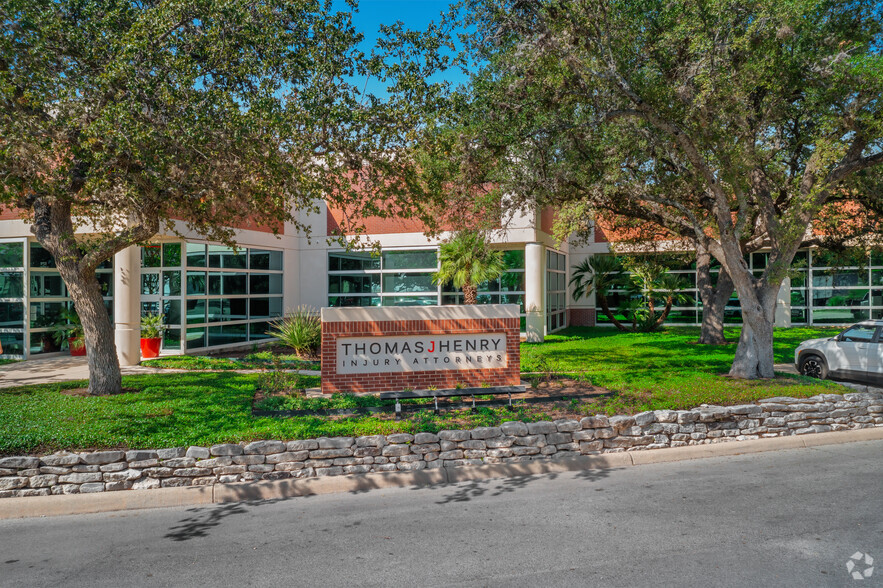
[{"left": 335, "top": 0, "right": 469, "bottom": 96}]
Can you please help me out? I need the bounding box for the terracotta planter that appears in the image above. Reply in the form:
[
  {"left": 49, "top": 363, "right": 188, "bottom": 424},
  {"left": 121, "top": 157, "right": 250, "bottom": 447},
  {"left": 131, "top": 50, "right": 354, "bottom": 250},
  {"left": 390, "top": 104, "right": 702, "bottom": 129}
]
[
  {"left": 69, "top": 337, "right": 87, "bottom": 357},
  {"left": 140, "top": 337, "right": 162, "bottom": 359}
]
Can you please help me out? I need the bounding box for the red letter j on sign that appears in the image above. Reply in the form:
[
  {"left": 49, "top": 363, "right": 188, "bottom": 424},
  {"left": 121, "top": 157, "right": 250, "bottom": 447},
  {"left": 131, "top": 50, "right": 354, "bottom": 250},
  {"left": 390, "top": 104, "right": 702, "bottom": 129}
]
[{"left": 428, "top": 341, "right": 435, "bottom": 353}]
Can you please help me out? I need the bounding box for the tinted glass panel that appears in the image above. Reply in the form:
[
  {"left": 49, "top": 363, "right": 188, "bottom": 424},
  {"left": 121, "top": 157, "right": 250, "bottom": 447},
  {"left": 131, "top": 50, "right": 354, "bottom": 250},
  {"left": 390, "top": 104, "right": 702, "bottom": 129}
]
[
  {"left": 812, "top": 309, "right": 869, "bottom": 324},
  {"left": 249, "top": 297, "right": 282, "bottom": 319},
  {"left": 382, "top": 250, "right": 436, "bottom": 270},
  {"left": 163, "top": 328, "right": 181, "bottom": 350},
  {"left": 186, "top": 327, "right": 206, "bottom": 349},
  {"left": 0, "top": 331, "right": 25, "bottom": 355},
  {"left": 250, "top": 322, "right": 272, "bottom": 340},
  {"left": 141, "top": 273, "right": 160, "bottom": 295},
  {"left": 163, "top": 299, "right": 181, "bottom": 325},
  {"left": 186, "top": 272, "right": 206, "bottom": 295},
  {"left": 30, "top": 243, "right": 55, "bottom": 268},
  {"left": 382, "top": 272, "right": 435, "bottom": 293},
  {"left": 250, "top": 249, "right": 282, "bottom": 271},
  {"left": 503, "top": 250, "right": 525, "bottom": 270},
  {"left": 328, "top": 295, "right": 380, "bottom": 307},
  {"left": 0, "top": 242, "right": 23, "bottom": 267},
  {"left": 250, "top": 274, "right": 282, "bottom": 295},
  {"left": 186, "top": 299, "right": 205, "bottom": 324},
  {"left": 381, "top": 295, "right": 437, "bottom": 306},
  {"left": 329, "top": 252, "right": 380, "bottom": 271},
  {"left": 163, "top": 243, "right": 181, "bottom": 267},
  {"left": 163, "top": 271, "right": 181, "bottom": 296},
  {"left": 0, "top": 301, "right": 24, "bottom": 328},
  {"left": 141, "top": 245, "right": 161, "bottom": 268},
  {"left": 207, "top": 298, "right": 248, "bottom": 322},
  {"left": 186, "top": 243, "right": 206, "bottom": 267},
  {"left": 0, "top": 272, "right": 24, "bottom": 298}
]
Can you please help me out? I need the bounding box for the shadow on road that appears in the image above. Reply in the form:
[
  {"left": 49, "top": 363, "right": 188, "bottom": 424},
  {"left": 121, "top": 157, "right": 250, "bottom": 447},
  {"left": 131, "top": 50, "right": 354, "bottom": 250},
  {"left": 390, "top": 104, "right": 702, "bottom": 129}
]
[{"left": 163, "top": 467, "right": 618, "bottom": 542}]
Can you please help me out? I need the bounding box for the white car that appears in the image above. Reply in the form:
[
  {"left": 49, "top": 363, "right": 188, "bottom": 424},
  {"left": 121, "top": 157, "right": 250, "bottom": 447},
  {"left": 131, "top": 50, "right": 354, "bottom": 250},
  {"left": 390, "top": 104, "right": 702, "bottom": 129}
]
[{"left": 795, "top": 320, "right": 883, "bottom": 385}]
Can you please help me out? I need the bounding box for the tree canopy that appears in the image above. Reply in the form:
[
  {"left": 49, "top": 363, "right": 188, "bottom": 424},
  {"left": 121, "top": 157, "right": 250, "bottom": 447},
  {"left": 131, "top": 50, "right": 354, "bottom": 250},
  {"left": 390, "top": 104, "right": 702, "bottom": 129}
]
[
  {"left": 413, "top": 0, "right": 883, "bottom": 378},
  {"left": 0, "top": 0, "right": 436, "bottom": 393}
]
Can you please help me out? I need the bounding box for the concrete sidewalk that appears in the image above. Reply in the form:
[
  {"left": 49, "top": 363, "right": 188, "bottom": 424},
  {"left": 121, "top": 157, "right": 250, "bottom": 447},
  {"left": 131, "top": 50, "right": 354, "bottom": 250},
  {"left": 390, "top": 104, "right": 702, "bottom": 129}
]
[{"left": 0, "top": 356, "right": 184, "bottom": 388}]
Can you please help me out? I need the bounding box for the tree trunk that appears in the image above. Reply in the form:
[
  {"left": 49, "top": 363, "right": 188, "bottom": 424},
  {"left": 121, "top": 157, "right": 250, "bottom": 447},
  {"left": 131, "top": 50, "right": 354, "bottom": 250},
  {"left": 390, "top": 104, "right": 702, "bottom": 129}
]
[
  {"left": 463, "top": 283, "right": 478, "bottom": 304},
  {"left": 54, "top": 260, "right": 123, "bottom": 395},
  {"left": 651, "top": 296, "right": 674, "bottom": 330},
  {"left": 696, "top": 246, "right": 734, "bottom": 345},
  {"left": 31, "top": 198, "right": 124, "bottom": 395},
  {"left": 597, "top": 292, "right": 629, "bottom": 331},
  {"left": 728, "top": 285, "right": 778, "bottom": 379}
]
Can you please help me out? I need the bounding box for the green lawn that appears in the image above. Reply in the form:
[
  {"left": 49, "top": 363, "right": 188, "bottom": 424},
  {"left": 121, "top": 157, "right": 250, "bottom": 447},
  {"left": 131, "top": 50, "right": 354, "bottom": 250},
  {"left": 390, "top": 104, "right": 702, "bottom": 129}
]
[
  {"left": 141, "top": 352, "right": 319, "bottom": 371},
  {"left": 0, "top": 326, "right": 848, "bottom": 454},
  {"left": 0, "top": 373, "right": 553, "bottom": 454},
  {"left": 520, "top": 326, "right": 843, "bottom": 413}
]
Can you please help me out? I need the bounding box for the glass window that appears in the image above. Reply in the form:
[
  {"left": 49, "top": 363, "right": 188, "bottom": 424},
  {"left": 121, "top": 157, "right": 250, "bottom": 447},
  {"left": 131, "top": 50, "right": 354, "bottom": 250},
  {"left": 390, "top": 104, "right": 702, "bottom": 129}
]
[
  {"left": 186, "top": 299, "right": 206, "bottom": 324},
  {"left": 208, "top": 245, "right": 247, "bottom": 269},
  {"left": 839, "top": 325, "right": 877, "bottom": 343},
  {"left": 329, "top": 251, "right": 380, "bottom": 271},
  {"left": 224, "top": 273, "right": 248, "bottom": 296},
  {"left": 791, "top": 289, "right": 807, "bottom": 306},
  {"left": 141, "top": 245, "right": 162, "bottom": 268},
  {"left": 208, "top": 324, "right": 248, "bottom": 346},
  {"left": 382, "top": 272, "right": 435, "bottom": 294},
  {"left": 163, "top": 328, "right": 181, "bottom": 350},
  {"left": 500, "top": 272, "right": 525, "bottom": 292},
  {"left": 162, "top": 243, "right": 182, "bottom": 267},
  {"left": 186, "top": 327, "right": 206, "bottom": 349},
  {"left": 250, "top": 274, "right": 283, "bottom": 295},
  {"left": 30, "top": 243, "right": 55, "bottom": 268},
  {"left": 0, "top": 301, "right": 24, "bottom": 328},
  {"left": 382, "top": 250, "right": 437, "bottom": 270},
  {"left": 163, "top": 299, "right": 182, "bottom": 325},
  {"left": 141, "top": 301, "right": 160, "bottom": 317},
  {"left": 503, "top": 250, "right": 525, "bottom": 270},
  {"left": 186, "top": 272, "right": 206, "bottom": 295},
  {"left": 328, "top": 295, "right": 380, "bottom": 307},
  {"left": 0, "top": 242, "right": 23, "bottom": 268},
  {"left": 29, "top": 301, "right": 66, "bottom": 328},
  {"left": 249, "top": 297, "right": 283, "bottom": 319},
  {"left": 97, "top": 272, "right": 113, "bottom": 297},
  {"left": 812, "top": 309, "right": 868, "bottom": 324},
  {"left": 381, "top": 295, "right": 438, "bottom": 306},
  {"left": 162, "top": 271, "right": 181, "bottom": 296},
  {"left": 186, "top": 243, "right": 206, "bottom": 267},
  {"left": 250, "top": 249, "right": 283, "bottom": 271},
  {"left": 250, "top": 321, "right": 273, "bottom": 340},
  {"left": 207, "top": 298, "right": 248, "bottom": 322},
  {"left": 812, "top": 288, "right": 868, "bottom": 308},
  {"left": 0, "top": 331, "right": 25, "bottom": 356},
  {"left": 0, "top": 272, "right": 24, "bottom": 298},
  {"left": 812, "top": 269, "right": 869, "bottom": 288},
  {"left": 141, "top": 273, "right": 160, "bottom": 295},
  {"left": 791, "top": 308, "right": 807, "bottom": 323}
]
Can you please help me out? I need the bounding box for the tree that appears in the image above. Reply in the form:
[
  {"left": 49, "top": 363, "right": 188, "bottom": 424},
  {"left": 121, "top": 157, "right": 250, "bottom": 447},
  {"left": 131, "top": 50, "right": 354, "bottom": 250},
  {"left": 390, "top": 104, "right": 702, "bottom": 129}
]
[
  {"left": 0, "top": 0, "right": 431, "bottom": 394},
  {"left": 433, "top": 231, "right": 505, "bottom": 304},
  {"left": 419, "top": 0, "right": 883, "bottom": 378},
  {"left": 570, "top": 254, "right": 690, "bottom": 332}
]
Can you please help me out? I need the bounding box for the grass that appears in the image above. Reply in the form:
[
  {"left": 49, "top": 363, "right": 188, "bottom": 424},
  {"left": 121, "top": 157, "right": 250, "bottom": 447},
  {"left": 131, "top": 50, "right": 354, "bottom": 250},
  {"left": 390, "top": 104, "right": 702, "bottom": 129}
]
[
  {"left": 142, "top": 351, "right": 319, "bottom": 371},
  {"left": 0, "top": 326, "right": 849, "bottom": 454},
  {"left": 0, "top": 373, "right": 554, "bottom": 454},
  {"left": 519, "top": 326, "right": 844, "bottom": 415}
]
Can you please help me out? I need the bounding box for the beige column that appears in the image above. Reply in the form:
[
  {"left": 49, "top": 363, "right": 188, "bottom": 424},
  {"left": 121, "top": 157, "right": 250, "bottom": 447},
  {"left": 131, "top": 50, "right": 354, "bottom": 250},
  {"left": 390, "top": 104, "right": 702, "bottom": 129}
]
[
  {"left": 775, "top": 276, "right": 792, "bottom": 328},
  {"left": 114, "top": 246, "right": 141, "bottom": 366},
  {"left": 524, "top": 242, "right": 545, "bottom": 343}
]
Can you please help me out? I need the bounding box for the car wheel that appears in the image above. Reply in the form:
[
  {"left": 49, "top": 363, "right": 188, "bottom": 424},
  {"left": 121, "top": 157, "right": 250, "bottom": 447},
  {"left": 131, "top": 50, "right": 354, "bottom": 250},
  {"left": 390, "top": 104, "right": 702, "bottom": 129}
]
[{"left": 799, "top": 354, "right": 828, "bottom": 380}]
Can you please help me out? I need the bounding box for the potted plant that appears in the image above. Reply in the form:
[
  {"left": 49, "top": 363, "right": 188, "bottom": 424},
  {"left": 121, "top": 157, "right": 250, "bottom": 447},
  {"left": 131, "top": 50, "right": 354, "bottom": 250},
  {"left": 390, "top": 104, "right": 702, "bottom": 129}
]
[
  {"left": 52, "top": 307, "right": 86, "bottom": 356},
  {"left": 140, "top": 313, "right": 165, "bottom": 359},
  {"left": 33, "top": 314, "right": 60, "bottom": 353}
]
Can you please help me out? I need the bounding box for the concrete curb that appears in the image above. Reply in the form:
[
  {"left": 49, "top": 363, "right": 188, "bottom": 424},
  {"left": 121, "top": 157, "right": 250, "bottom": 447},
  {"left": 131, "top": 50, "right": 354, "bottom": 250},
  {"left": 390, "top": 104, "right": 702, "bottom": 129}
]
[{"left": 2, "top": 427, "right": 881, "bottom": 520}]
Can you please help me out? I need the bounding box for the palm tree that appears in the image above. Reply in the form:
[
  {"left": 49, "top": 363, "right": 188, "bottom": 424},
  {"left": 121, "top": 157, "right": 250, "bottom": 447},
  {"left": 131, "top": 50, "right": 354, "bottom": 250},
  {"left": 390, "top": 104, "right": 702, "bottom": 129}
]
[
  {"left": 570, "top": 255, "right": 628, "bottom": 330},
  {"left": 434, "top": 231, "right": 505, "bottom": 304}
]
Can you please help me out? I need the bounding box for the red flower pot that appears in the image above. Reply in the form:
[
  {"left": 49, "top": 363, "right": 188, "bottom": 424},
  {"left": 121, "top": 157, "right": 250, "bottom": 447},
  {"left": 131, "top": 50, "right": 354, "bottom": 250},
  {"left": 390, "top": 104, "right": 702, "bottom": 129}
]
[
  {"left": 69, "top": 337, "right": 87, "bottom": 357},
  {"left": 140, "top": 337, "right": 162, "bottom": 359}
]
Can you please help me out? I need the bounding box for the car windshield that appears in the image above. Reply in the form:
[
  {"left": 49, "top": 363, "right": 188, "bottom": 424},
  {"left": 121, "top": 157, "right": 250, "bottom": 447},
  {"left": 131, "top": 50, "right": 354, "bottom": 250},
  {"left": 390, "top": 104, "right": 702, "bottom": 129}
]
[{"left": 839, "top": 324, "right": 877, "bottom": 343}]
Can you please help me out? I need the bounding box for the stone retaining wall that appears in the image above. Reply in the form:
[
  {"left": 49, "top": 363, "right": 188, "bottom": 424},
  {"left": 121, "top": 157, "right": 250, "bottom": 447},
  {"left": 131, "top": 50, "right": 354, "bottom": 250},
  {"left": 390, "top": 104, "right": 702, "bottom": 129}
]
[{"left": 1, "top": 391, "right": 881, "bottom": 499}]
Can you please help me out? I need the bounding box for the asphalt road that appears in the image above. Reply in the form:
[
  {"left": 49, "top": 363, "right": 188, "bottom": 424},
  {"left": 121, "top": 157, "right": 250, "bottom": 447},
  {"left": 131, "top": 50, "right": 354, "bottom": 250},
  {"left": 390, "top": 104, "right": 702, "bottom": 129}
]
[{"left": 1, "top": 441, "right": 881, "bottom": 588}]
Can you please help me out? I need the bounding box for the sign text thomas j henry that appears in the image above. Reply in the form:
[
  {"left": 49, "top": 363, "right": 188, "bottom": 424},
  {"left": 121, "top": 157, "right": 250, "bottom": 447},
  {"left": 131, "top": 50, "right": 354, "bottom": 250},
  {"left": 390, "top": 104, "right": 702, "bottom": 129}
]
[{"left": 337, "top": 333, "right": 507, "bottom": 374}]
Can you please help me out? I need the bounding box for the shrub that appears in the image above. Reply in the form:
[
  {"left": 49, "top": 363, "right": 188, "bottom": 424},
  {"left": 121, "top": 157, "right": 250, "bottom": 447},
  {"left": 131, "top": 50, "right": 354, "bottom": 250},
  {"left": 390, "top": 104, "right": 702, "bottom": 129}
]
[
  {"left": 140, "top": 313, "right": 165, "bottom": 338},
  {"left": 267, "top": 306, "right": 321, "bottom": 358}
]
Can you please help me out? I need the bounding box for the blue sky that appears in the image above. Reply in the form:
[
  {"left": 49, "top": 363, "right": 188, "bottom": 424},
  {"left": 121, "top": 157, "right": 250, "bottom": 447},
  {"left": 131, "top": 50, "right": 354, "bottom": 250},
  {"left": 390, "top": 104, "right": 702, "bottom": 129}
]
[{"left": 336, "top": 0, "right": 468, "bottom": 95}]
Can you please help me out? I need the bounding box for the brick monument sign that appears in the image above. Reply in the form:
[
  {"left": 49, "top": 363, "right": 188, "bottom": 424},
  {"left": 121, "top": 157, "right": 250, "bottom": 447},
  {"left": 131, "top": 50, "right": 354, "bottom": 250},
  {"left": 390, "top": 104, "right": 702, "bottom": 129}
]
[{"left": 320, "top": 305, "right": 521, "bottom": 395}]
